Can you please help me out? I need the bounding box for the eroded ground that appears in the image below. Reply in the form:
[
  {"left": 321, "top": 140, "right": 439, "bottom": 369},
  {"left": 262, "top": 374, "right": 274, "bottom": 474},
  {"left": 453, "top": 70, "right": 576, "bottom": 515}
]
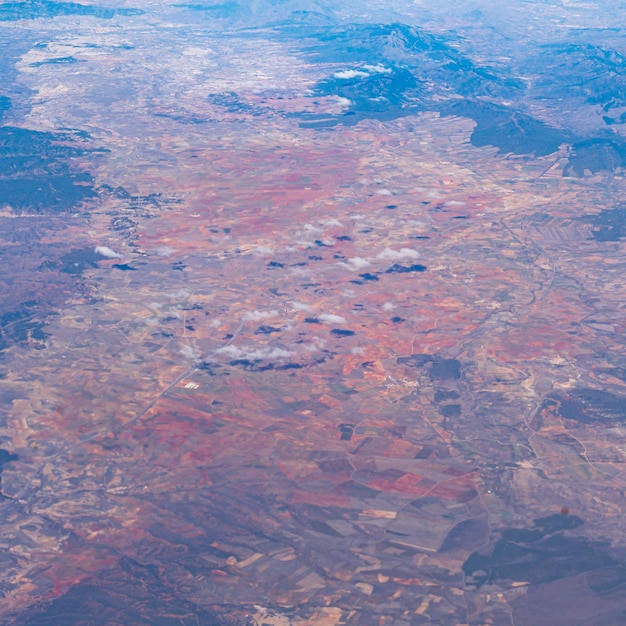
[{"left": 0, "top": 3, "right": 626, "bottom": 625}]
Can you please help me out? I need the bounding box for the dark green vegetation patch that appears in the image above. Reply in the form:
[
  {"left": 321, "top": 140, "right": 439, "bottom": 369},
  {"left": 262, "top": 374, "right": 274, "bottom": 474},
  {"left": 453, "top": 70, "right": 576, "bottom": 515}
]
[
  {"left": 314, "top": 65, "right": 421, "bottom": 117},
  {"left": 442, "top": 101, "right": 572, "bottom": 156},
  {"left": 462, "top": 513, "right": 623, "bottom": 589},
  {"left": 0, "top": 127, "right": 99, "bottom": 214},
  {"left": 547, "top": 388, "right": 626, "bottom": 424},
  {"left": 173, "top": 2, "right": 239, "bottom": 18},
  {"left": 587, "top": 206, "right": 626, "bottom": 241},
  {"left": 0, "top": 1, "right": 143, "bottom": 21},
  {"left": 531, "top": 43, "right": 626, "bottom": 126},
  {"left": 17, "top": 557, "right": 221, "bottom": 626},
  {"left": 287, "top": 21, "right": 626, "bottom": 174},
  {"left": 564, "top": 139, "right": 626, "bottom": 177}
]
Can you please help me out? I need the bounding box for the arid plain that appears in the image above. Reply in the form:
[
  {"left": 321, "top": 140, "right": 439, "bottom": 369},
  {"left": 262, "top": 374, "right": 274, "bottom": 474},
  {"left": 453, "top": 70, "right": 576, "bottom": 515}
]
[{"left": 0, "top": 2, "right": 626, "bottom": 625}]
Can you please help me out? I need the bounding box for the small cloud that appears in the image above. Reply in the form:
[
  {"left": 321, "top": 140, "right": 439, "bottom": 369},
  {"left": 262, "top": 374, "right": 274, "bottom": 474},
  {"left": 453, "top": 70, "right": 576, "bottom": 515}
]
[
  {"left": 180, "top": 344, "right": 199, "bottom": 362},
  {"left": 215, "top": 345, "right": 293, "bottom": 360},
  {"left": 302, "top": 336, "right": 327, "bottom": 352},
  {"left": 95, "top": 245, "right": 121, "bottom": 259},
  {"left": 303, "top": 223, "right": 322, "bottom": 233},
  {"left": 351, "top": 346, "right": 365, "bottom": 354},
  {"left": 254, "top": 246, "right": 274, "bottom": 255},
  {"left": 377, "top": 248, "right": 421, "bottom": 261},
  {"left": 168, "top": 289, "right": 191, "bottom": 299},
  {"left": 154, "top": 246, "right": 174, "bottom": 257},
  {"left": 215, "top": 345, "right": 242, "bottom": 358},
  {"left": 290, "top": 266, "right": 310, "bottom": 276},
  {"left": 382, "top": 302, "right": 395, "bottom": 311},
  {"left": 363, "top": 64, "right": 392, "bottom": 74},
  {"left": 323, "top": 218, "right": 343, "bottom": 227},
  {"left": 319, "top": 313, "right": 347, "bottom": 324},
  {"left": 292, "top": 302, "right": 313, "bottom": 312},
  {"left": 375, "top": 189, "right": 393, "bottom": 196},
  {"left": 333, "top": 69, "right": 370, "bottom": 79},
  {"left": 244, "top": 309, "right": 279, "bottom": 321},
  {"left": 257, "top": 347, "right": 293, "bottom": 360},
  {"left": 343, "top": 257, "right": 371, "bottom": 270},
  {"left": 335, "top": 96, "right": 352, "bottom": 107}
]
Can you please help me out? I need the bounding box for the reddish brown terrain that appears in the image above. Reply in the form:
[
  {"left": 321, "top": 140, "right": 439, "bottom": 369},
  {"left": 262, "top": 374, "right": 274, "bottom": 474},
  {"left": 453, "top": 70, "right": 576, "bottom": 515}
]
[{"left": 1, "top": 2, "right": 626, "bottom": 625}]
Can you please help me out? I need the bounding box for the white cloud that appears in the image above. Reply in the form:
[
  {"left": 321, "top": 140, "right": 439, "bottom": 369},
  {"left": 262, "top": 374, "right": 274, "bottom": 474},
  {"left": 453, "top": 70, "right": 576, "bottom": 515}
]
[
  {"left": 303, "top": 223, "right": 322, "bottom": 233},
  {"left": 95, "top": 246, "right": 121, "bottom": 259},
  {"left": 215, "top": 345, "right": 242, "bottom": 358},
  {"left": 244, "top": 309, "right": 279, "bottom": 321},
  {"left": 333, "top": 70, "right": 370, "bottom": 79},
  {"left": 343, "top": 257, "right": 371, "bottom": 270},
  {"left": 180, "top": 344, "right": 199, "bottom": 362},
  {"left": 292, "top": 302, "right": 313, "bottom": 312},
  {"left": 319, "top": 313, "right": 347, "bottom": 324},
  {"left": 254, "top": 246, "right": 274, "bottom": 255},
  {"left": 363, "top": 64, "right": 392, "bottom": 74},
  {"left": 154, "top": 246, "right": 174, "bottom": 257},
  {"left": 215, "top": 345, "right": 293, "bottom": 360},
  {"left": 382, "top": 302, "right": 395, "bottom": 311},
  {"left": 303, "top": 336, "right": 326, "bottom": 352},
  {"left": 168, "top": 289, "right": 192, "bottom": 299},
  {"left": 377, "top": 248, "right": 421, "bottom": 261},
  {"left": 258, "top": 347, "right": 293, "bottom": 360},
  {"left": 323, "top": 218, "right": 343, "bottom": 227},
  {"left": 290, "top": 266, "right": 310, "bottom": 276}
]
